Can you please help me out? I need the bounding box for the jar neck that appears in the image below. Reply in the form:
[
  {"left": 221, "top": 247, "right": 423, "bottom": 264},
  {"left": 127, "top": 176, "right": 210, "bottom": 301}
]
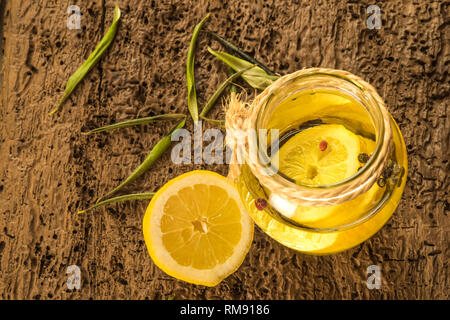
[{"left": 247, "top": 68, "right": 392, "bottom": 207}]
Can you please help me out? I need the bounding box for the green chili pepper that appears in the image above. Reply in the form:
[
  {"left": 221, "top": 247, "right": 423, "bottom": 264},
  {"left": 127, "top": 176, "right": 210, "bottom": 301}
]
[
  {"left": 78, "top": 192, "right": 155, "bottom": 214},
  {"left": 98, "top": 118, "right": 186, "bottom": 201},
  {"left": 82, "top": 114, "right": 186, "bottom": 134},
  {"left": 186, "top": 13, "right": 210, "bottom": 122},
  {"left": 49, "top": 5, "right": 121, "bottom": 115}
]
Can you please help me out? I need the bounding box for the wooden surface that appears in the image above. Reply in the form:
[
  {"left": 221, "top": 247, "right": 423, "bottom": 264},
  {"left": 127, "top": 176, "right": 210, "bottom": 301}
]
[{"left": 0, "top": 0, "right": 448, "bottom": 299}]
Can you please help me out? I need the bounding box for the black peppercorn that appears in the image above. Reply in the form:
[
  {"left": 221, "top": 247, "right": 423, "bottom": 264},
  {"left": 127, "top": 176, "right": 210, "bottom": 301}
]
[
  {"left": 377, "top": 177, "right": 386, "bottom": 187},
  {"left": 383, "top": 166, "right": 393, "bottom": 178},
  {"left": 358, "top": 153, "right": 369, "bottom": 163}
]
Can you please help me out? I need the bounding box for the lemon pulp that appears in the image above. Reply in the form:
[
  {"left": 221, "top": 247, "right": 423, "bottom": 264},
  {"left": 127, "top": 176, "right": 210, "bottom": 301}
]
[
  {"left": 268, "top": 124, "right": 382, "bottom": 227},
  {"left": 143, "top": 170, "right": 253, "bottom": 286},
  {"left": 278, "top": 124, "right": 361, "bottom": 186}
]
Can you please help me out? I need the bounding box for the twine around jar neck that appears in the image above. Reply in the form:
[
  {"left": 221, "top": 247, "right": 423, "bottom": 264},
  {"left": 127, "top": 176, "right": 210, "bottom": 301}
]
[{"left": 225, "top": 68, "right": 393, "bottom": 207}]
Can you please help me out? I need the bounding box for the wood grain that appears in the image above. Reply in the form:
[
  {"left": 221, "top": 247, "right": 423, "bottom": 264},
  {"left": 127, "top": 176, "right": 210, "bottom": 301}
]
[{"left": 0, "top": 0, "right": 448, "bottom": 299}]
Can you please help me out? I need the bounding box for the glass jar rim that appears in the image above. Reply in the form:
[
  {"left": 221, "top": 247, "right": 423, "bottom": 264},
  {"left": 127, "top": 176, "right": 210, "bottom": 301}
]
[
  {"left": 255, "top": 71, "right": 386, "bottom": 191},
  {"left": 238, "top": 68, "right": 397, "bottom": 232}
]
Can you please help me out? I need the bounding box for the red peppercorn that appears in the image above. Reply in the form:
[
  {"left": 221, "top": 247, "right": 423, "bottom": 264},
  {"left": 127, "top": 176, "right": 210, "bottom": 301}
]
[
  {"left": 319, "top": 140, "right": 328, "bottom": 151},
  {"left": 255, "top": 198, "right": 268, "bottom": 210}
]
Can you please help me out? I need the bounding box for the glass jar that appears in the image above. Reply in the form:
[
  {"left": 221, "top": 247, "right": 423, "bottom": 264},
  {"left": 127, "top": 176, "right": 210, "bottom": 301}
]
[{"left": 235, "top": 68, "right": 407, "bottom": 254}]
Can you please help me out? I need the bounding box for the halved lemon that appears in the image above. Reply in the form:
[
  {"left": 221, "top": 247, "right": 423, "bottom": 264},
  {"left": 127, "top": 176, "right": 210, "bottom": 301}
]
[
  {"left": 143, "top": 170, "right": 253, "bottom": 287},
  {"left": 270, "top": 124, "right": 361, "bottom": 224},
  {"left": 278, "top": 124, "right": 361, "bottom": 186}
]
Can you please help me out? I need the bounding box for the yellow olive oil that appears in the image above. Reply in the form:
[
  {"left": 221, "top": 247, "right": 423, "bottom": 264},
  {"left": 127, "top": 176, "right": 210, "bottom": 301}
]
[{"left": 238, "top": 89, "right": 407, "bottom": 254}]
